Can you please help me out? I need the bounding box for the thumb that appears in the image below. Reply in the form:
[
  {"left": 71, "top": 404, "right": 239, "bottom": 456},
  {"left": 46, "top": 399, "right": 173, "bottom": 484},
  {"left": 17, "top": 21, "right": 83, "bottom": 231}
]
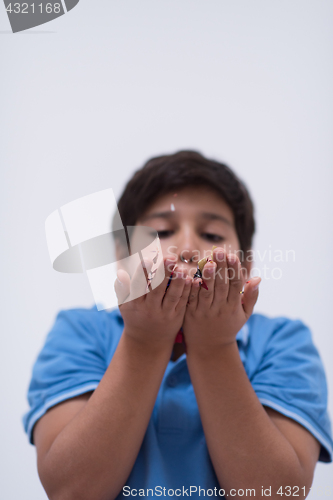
[
  {"left": 114, "top": 269, "right": 131, "bottom": 305},
  {"left": 242, "top": 277, "right": 261, "bottom": 317}
]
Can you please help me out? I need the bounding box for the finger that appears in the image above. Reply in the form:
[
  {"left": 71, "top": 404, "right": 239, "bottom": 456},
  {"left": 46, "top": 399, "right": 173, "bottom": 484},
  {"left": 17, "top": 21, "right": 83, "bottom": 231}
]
[
  {"left": 186, "top": 277, "right": 202, "bottom": 311},
  {"left": 162, "top": 265, "right": 188, "bottom": 310},
  {"left": 197, "top": 261, "right": 216, "bottom": 308},
  {"left": 226, "top": 253, "right": 243, "bottom": 306},
  {"left": 175, "top": 275, "right": 193, "bottom": 313},
  {"left": 211, "top": 247, "right": 228, "bottom": 307},
  {"left": 242, "top": 277, "right": 261, "bottom": 318},
  {"left": 127, "top": 258, "right": 154, "bottom": 303},
  {"left": 114, "top": 269, "right": 131, "bottom": 305},
  {"left": 147, "top": 256, "right": 177, "bottom": 305}
]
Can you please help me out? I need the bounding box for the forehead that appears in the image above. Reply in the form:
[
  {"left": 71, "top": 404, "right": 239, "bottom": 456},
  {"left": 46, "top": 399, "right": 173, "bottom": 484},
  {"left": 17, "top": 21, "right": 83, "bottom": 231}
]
[{"left": 140, "top": 186, "right": 235, "bottom": 224}]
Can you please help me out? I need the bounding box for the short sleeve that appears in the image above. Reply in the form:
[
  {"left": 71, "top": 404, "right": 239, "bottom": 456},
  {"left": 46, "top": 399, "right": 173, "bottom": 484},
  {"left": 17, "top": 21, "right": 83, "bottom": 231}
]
[
  {"left": 250, "top": 318, "right": 333, "bottom": 462},
  {"left": 22, "top": 307, "right": 109, "bottom": 445}
]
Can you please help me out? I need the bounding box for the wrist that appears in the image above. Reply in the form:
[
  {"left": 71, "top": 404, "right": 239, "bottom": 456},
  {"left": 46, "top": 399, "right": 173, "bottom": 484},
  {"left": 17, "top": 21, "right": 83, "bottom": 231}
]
[
  {"left": 186, "top": 339, "right": 239, "bottom": 362},
  {"left": 122, "top": 326, "right": 175, "bottom": 358}
]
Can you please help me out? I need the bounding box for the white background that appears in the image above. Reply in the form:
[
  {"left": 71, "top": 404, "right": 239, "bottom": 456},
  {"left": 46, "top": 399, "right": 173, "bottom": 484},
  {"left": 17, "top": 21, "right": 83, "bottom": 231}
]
[{"left": 1, "top": 1, "right": 332, "bottom": 499}]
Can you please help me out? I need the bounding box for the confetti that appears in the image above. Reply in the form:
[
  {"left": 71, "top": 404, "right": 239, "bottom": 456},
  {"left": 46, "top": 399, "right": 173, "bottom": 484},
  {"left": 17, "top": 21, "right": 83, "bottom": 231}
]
[{"left": 193, "top": 246, "right": 217, "bottom": 289}]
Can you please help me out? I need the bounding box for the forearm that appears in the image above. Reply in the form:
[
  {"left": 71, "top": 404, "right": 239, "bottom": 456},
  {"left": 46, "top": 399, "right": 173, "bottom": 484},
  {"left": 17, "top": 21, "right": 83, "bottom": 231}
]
[
  {"left": 41, "top": 331, "right": 173, "bottom": 500},
  {"left": 186, "top": 342, "right": 308, "bottom": 498}
]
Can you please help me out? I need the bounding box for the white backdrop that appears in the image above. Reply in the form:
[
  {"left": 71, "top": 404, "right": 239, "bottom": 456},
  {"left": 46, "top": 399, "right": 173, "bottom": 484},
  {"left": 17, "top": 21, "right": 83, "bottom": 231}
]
[{"left": 1, "top": 1, "right": 332, "bottom": 499}]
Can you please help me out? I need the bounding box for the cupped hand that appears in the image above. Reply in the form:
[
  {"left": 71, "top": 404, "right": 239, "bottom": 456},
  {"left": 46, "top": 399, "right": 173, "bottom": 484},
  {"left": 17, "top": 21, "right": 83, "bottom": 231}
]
[
  {"left": 183, "top": 247, "right": 261, "bottom": 351},
  {"left": 114, "top": 256, "right": 192, "bottom": 350}
]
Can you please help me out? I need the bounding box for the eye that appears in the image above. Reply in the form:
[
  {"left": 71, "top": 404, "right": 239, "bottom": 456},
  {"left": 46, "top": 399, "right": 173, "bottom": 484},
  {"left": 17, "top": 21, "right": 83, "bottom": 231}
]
[
  {"left": 156, "top": 230, "right": 174, "bottom": 239},
  {"left": 202, "top": 233, "right": 225, "bottom": 243}
]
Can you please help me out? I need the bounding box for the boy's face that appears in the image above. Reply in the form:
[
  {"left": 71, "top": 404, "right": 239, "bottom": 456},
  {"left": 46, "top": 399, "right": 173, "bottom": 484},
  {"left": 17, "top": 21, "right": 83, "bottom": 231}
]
[{"left": 136, "top": 186, "right": 251, "bottom": 278}]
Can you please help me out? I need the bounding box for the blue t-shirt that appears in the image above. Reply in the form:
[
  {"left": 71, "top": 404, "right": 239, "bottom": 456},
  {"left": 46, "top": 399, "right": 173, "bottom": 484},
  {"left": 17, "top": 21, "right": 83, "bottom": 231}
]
[{"left": 23, "top": 307, "right": 333, "bottom": 497}]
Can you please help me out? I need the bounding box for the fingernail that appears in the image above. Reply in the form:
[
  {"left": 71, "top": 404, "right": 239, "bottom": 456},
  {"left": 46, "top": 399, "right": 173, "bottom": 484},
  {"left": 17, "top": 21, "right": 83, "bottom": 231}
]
[
  {"left": 227, "top": 254, "right": 237, "bottom": 265},
  {"left": 246, "top": 280, "right": 251, "bottom": 284},
  {"left": 252, "top": 277, "right": 261, "bottom": 291},
  {"left": 216, "top": 251, "right": 226, "bottom": 261}
]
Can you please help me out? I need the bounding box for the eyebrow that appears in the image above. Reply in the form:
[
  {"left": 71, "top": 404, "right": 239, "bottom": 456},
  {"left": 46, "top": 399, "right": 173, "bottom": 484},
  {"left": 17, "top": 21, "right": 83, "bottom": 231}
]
[{"left": 140, "top": 211, "right": 233, "bottom": 227}]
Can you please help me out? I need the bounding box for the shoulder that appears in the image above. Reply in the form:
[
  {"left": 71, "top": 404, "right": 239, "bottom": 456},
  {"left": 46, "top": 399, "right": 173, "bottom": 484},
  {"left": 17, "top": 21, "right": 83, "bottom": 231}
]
[
  {"left": 244, "top": 312, "right": 323, "bottom": 385},
  {"left": 46, "top": 305, "right": 124, "bottom": 350},
  {"left": 245, "top": 313, "right": 315, "bottom": 357},
  {"left": 53, "top": 304, "right": 121, "bottom": 331},
  {"left": 243, "top": 313, "right": 333, "bottom": 463},
  {"left": 247, "top": 312, "right": 306, "bottom": 337}
]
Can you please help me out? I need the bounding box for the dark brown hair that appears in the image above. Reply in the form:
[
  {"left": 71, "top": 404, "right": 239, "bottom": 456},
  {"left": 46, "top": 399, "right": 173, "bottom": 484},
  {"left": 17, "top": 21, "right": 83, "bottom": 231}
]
[{"left": 113, "top": 150, "right": 255, "bottom": 254}]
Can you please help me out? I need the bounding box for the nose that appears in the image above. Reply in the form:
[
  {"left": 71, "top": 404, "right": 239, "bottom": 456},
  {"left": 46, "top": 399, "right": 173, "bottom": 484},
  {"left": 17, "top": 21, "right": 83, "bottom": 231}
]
[
  {"left": 174, "top": 227, "right": 200, "bottom": 267},
  {"left": 179, "top": 250, "right": 195, "bottom": 264}
]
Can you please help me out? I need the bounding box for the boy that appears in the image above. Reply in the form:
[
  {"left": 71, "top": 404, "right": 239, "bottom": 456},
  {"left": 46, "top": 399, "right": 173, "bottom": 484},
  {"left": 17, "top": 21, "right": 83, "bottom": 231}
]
[{"left": 23, "top": 151, "right": 332, "bottom": 500}]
